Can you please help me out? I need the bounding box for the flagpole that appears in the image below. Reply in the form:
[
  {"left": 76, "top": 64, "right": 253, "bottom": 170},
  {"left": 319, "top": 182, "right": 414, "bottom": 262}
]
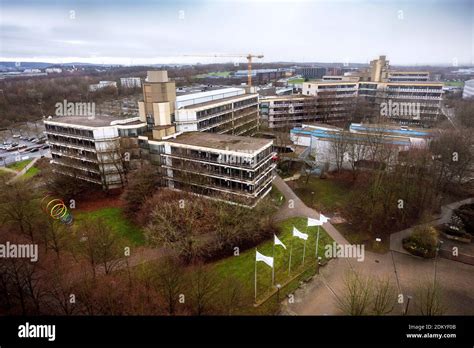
[
  {"left": 302, "top": 239, "right": 306, "bottom": 265},
  {"left": 272, "top": 242, "right": 275, "bottom": 286},
  {"left": 288, "top": 237, "right": 293, "bottom": 275},
  {"left": 254, "top": 248, "right": 257, "bottom": 303},
  {"left": 315, "top": 226, "right": 321, "bottom": 264}
]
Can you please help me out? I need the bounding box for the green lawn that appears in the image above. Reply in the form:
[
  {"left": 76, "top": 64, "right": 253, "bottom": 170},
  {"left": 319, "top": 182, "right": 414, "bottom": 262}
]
[
  {"left": 269, "top": 185, "right": 285, "bottom": 207},
  {"left": 75, "top": 207, "right": 145, "bottom": 246},
  {"left": 444, "top": 81, "right": 464, "bottom": 87},
  {"left": 22, "top": 166, "right": 39, "bottom": 179},
  {"left": 288, "top": 78, "right": 304, "bottom": 84},
  {"left": 7, "top": 159, "right": 32, "bottom": 171},
  {"left": 292, "top": 176, "right": 351, "bottom": 213},
  {"left": 210, "top": 216, "right": 333, "bottom": 314}
]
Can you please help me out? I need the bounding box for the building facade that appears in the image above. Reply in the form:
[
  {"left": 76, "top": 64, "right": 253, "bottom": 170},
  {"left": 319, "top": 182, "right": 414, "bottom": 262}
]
[
  {"left": 120, "top": 77, "right": 141, "bottom": 88},
  {"left": 462, "top": 79, "right": 474, "bottom": 99},
  {"left": 296, "top": 66, "right": 326, "bottom": 80},
  {"left": 174, "top": 88, "right": 259, "bottom": 136},
  {"left": 44, "top": 116, "right": 147, "bottom": 189},
  {"left": 154, "top": 132, "right": 276, "bottom": 207}
]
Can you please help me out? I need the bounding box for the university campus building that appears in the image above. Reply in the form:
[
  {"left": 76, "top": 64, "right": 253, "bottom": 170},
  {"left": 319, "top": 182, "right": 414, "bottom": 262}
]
[
  {"left": 45, "top": 70, "right": 275, "bottom": 207},
  {"left": 260, "top": 56, "right": 444, "bottom": 129}
]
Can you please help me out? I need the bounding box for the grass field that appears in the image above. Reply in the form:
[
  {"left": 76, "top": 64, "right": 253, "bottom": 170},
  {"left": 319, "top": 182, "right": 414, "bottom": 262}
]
[
  {"left": 269, "top": 185, "right": 285, "bottom": 207},
  {"left": 75, "top": 207, "right": 145, "bottom": 246},
  {"left": 22, "top": 166, "right": 39, "bottom": 179},
  {"left": 292, "top": 176, "right": 351, "bottom": 213},
  {"left": 288, "top": 78, "right": 304, "bottom": 84},
  {"left": 210, "top": 216, "right": 333, "bottom": 314},
  {"left": 444, "top": 81, "right": 464, "bottom": 87},
  {"left": 7, "top": 159, "right": 32, "bottom": 171}
]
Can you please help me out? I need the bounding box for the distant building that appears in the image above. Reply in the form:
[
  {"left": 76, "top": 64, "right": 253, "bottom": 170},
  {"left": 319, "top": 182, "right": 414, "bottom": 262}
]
[
  {"left": 290, "top": 122, "right": 436, "bottom": 171},
  {"left": 296, "top": 66, "right": 326, "bottom": 80},
  {"left": 23, "top": 68, "right": 41, "bottom": 73},
  {"left": 46, "top": 68, "right": 63, "bottom": 74},
  {"left": 234, "top": 69, "right": 286, "bottom": 84},
  {"left": 89, "top": 81, "right": 118, "bottom": 92},
  {"left": 462, "top": 79, "right": 474, "bottom": 99},
  {"left": 120, "top": 77, "right": 141, "bottom": 88}
]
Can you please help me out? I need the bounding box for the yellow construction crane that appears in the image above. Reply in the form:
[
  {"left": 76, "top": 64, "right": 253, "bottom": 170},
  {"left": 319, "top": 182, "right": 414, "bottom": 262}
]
[{"left": 184, "top": 53, "right": 264, "bottom": 87}]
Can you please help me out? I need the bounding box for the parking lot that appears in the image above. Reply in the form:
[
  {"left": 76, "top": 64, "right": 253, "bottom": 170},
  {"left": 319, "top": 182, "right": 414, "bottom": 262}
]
[{"left": 0, "top": 122, "right": 51, "bottom": 167}]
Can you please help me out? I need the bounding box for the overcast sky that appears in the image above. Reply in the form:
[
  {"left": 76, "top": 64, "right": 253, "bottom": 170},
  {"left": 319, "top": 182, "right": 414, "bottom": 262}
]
[{"left": 1, "top": 0, "right": 473, "bottom": 66}]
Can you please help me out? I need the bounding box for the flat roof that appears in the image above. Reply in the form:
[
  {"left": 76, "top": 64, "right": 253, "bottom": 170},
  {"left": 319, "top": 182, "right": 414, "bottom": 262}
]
[
  {"left": 44, "top": 116, "right": 141, "bottom": 127},
  {"left": 182, "top": 93, "right": 256, "bottom": 110},
  {"left": 168, "top": 131, "right": 272, "bottom": 153},
  {"left": 176, "top": 87, "right": 245, "bottom": 108}
]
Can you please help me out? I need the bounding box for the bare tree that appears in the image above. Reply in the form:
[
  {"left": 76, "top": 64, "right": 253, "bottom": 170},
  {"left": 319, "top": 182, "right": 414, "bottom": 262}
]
[
  {"left": 416, "top": 281, "right": 445, "bottom": 316},
  {"left": 76, "top": 217, "right": 124, "bottom": 277},
  {"left": 189, "top": 263, "right": 217, "bottom": 315},
  {"left": 153, "top": 256, "right": 184, "bottom": 315},
  {"left": 371, "top": 277, "right": 396, "bottom": 315},
  {"left": 337, "top": 270, "right": 373, "bottom": 316}
]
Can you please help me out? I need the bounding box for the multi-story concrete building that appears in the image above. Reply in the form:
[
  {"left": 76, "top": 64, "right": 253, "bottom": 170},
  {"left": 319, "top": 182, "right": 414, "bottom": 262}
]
[
  {"left": 260, "top": 95, "right": 318, "bottom": 129},
  {"left": 388, "top": 71, "right": 430, "bottom": 82},
  {"left": 45, "top": 70, "right": 275, "bottom": 206},
  {"left": 174, "top": 88, "right": 259, "bottom": 136},
  {"left": 233, "top": 69, "right": 287, "bottom": 84},
  {"left": 296, "top": 56, "right": 444, "bottom": 126},
  {"left": 120, "top": 77, "right": 141, "bottom": 88},
  {"left": 44, "top": 116, "right": 147, "bottom": 189},
  {"left": 144, "top": 131, "right": 276, "bottom": 207},
  {"left": 358, "top": 81, "right": 443, "bottom": 125},
  {"left": 462, "top": 79, "right": 474, "bottom": 99},
  {"left": 296, "top": 66, "right": 326, "bottom": 80},
  {"left": 139, "top": 71, "right": 177, "bottom": 129},
  {"left": 302, "top": 80, "right": 359, "bottom": 123}
]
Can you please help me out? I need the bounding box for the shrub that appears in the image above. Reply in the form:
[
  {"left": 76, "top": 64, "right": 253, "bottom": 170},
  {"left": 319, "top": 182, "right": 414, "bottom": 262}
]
[{"left": 403, "top": 226, "right": 439, "bottom": 258}]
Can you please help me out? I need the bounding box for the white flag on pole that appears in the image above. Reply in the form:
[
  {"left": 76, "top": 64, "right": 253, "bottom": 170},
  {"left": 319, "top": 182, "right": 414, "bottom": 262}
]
[
  {"left": 293, "top": 227, "right": 308, "bottom": 241},
  {"left": 319, "top": 213, "right": 330, "bottom": 223},
  {"left": 256, "top": 250, "right": 274, "bottom": 268},
  {"left": 308, "top": 217, "right": 323, "bottom": 227},
  {"left": 274, "top": 234, "right": 287, "bottom": 250}
]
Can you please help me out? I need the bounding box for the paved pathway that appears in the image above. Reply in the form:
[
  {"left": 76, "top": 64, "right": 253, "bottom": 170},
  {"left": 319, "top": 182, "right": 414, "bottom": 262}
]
[
  {"left": 273, "top": 175, "right": 349, "bottom": 245},
  {"left": 7, "top": 157, "right": 40, "bottom": 184},
  {"left": 273, "top": 174, "right": 474, "bottom": 315},
  {"left": 390, "top": 197, "right": 473, "bottom": 255}
]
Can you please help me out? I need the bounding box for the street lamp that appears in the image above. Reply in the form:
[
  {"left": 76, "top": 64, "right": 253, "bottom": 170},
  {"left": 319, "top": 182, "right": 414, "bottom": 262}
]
[
  {"left": 405, "top": 295, "right": 413, "bottom": 315},
  {"left": 276, "top": 284, "right": 282, "bottom": 303}
]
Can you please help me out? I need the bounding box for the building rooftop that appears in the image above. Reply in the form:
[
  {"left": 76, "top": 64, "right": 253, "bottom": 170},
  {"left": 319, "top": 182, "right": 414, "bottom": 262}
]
[
  {"left": 44, "top": 116, "right": 142, "bottom": 127},
  {"left": 176, "top": 87, "right": 245, "bottom": 109},
  {"left": 168, "top": 131, "right": 272, "bottom": 153},
  {"left": 181, "top": 93, "right": 256, "bottom": 110}
]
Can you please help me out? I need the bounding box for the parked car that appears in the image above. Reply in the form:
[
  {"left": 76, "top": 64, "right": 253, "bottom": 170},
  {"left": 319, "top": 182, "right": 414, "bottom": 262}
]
[{"left": 12, "top": 134, "right": 21, "bottom": 139}]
